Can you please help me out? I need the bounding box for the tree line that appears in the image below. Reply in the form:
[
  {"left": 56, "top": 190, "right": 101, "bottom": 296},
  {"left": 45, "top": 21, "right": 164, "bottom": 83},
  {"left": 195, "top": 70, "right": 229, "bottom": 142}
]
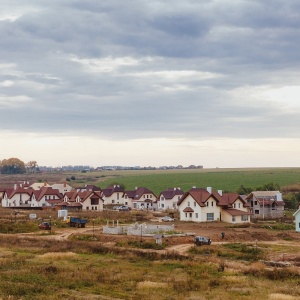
[{"left": 0, "top": 158, "right": 39, "bottom": 174}]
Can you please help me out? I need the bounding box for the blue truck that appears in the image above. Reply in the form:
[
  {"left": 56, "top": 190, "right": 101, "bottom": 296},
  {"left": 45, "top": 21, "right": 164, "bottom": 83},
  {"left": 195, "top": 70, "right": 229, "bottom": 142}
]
[{"left": 65, "top": 216, "right": 88, "bottom": 228}]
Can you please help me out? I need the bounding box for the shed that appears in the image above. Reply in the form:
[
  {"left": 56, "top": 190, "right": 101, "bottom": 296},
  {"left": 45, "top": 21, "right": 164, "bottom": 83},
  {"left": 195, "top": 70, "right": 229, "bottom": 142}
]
[{"left": 154, "top": 234, "right": 163, "bottom": 245}]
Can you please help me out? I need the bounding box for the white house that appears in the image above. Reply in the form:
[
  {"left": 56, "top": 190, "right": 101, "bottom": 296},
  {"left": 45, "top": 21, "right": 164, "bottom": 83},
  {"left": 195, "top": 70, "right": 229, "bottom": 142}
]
[
  {"left": 102, "top": 185, "right": 125, "bottom": 205},
  {"left": 30, "top": 182, "right": 51, "bottom": 190},
  {"left": 178, "top": 187, "right": 251, "bottom": 224},
  {"left": 30, "top": 187, "right": 63, "bottom": 208},
  {"left": 123, "top": 187, "right": 156, "bottom": 210},
  {"left": 51, "top": 182, "right": 73, "bottom": 194},
  {"left": 59, "top": 190, "right": 104, "bottom": 211},
  {"left": 2, "top": 187, "right": 33, "bottom": 207},
  {"left": 156, "top": 188, "right": 184, "bottom": 210},
  {"left": 293, "top": 204, "right": 300, "bottom": 232},
  {"left": 2, "top": 186, "right": 63, "bottom": 208}
]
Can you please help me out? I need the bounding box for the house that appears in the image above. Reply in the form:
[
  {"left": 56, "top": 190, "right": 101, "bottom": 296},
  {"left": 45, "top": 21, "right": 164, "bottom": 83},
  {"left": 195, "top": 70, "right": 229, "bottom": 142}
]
[
  {"left": 31, "top": 187, "right": 63, "bottom": 208},
  {"left": 76, "top": 185, "right": 102, "bottom": 192},
  {"left": 102, "top": 185, "right": 125, "bottom": 205},
  {"left": 177, "top": 187, "right": 251, "bottom": 224},
  {"left": 51, "top": 182, "right": 73, "bottom": 194},
  {"left": 293, "top": 204, "right": 300, "bottom": 232},
  {"left": 244, "top": 191, "right": 285, "bottom": 219},
  {"left": 2, "top": 186, "right": 63, "bottom": 208},
  {"left": 123, "top": 187, "right": 156, "bottom": 210},
  {"left": 59, "top": 190, "right": 104, "bottom": 211},
  {"left": 30, "top": 182, "right": 51, "bottom": 190},
  {"left": 156, "top": 188, "right": 184, "bottom": 210},
  {"left": 2, "top": 187, "right": 34, "bottom": 208}
]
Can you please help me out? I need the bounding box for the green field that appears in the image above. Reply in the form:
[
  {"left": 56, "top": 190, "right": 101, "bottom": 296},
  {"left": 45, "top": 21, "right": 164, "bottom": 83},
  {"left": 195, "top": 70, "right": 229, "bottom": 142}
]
[{"left": 97, "top": 168, "right": 300, "bottom": 194}]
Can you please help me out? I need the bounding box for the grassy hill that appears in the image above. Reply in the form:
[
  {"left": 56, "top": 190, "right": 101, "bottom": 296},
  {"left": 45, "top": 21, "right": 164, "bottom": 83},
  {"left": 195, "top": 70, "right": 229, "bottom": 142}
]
[
  {"left": 97, "top": 168, "right": 300, "bottom": 194},
  {"left": 1, "top": 167, "right": 300, "bottom": 195}
]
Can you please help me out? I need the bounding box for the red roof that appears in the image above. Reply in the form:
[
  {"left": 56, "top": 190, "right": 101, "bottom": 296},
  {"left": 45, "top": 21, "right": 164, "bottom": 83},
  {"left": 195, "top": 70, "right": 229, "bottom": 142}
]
[
  {"left": 102, "top": 185, "right": 124, "bottom": 197},
  {"left": 223, "top": 209, "right": 251, "bottom": 216},
  {"left": 123, "top": 187, "right": 156, "bottom": 200},
  {"left": 157, "top": 188, "right": 184, "bottom": 200},
  {"left": 183, "top": 207, "right": 194, "bottom": 212}
]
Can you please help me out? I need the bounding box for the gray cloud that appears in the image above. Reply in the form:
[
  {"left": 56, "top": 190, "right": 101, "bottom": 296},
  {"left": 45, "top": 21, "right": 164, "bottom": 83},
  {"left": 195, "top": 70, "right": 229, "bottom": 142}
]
[{"left": 0, "top": 0, "right": 300, "bottom": 142}]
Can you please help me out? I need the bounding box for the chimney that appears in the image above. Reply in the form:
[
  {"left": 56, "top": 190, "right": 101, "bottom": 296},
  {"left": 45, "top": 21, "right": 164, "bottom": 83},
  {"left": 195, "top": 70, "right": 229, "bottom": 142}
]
[
  {"left": 192, "top": 186, "right": 196, "bottom": 189},
  {"left": 14, "top": 184, "right": 17, "bottom": 190},
  {"left": 44, "top": 182, "right": 47, "bottom": 186},
  {"left": 207, "top": 187, "right": 212, "bottom": 193},
  {"left": 218, "top": 190, "right": 223, "bottom": 196},
  {"left": 135, "top": 187, "right": 138, "bottom": 190},
  {"left": 64, "top": 182, "right": 66, "bottom": 187}
]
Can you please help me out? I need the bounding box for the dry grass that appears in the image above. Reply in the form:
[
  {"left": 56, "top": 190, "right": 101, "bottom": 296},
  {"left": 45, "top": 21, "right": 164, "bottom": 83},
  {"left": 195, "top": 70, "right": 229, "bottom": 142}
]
[
  {"left": 269, "top": 294, "right": 300, "bottom": 300},
  {"left": 137, "top": 281, "right": 168, "bottom": 289}
]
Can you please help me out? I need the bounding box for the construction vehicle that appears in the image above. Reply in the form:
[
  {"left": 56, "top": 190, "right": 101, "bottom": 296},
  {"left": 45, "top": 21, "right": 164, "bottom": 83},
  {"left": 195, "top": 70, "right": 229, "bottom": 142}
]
[{"left": 65, "top": 216, "right": 88, "bottom": 228}]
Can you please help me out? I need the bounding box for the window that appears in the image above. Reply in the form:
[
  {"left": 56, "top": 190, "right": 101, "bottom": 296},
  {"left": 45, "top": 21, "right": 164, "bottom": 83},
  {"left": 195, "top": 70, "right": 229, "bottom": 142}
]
[
  {"left": 255, "top": 210, "right": 259, "bottom": 214},
  {"left": 161, "top": 196, "right": 164, "bottom": 200},
  {"left": 150, "top": 195, "right": 152, "bottom": 198},
  {"left": 162, "top": 204, "right": 164, "bottom": 208},
  {"left": 195, "top": 213, "right": 198, "bottom": 218},
  {"left": 91, "top": 199, "right": 99, "bottom": 205},
  {"left": 185, "top": 213, "right": 187, "bottom": 218},
  {"left": 86, "top": 207, "right": 89, "bottom": 210},
  {"left": 211, "top": 201, "right": 214, "bottom": 207},
  {"left": 238, "top": 203, "right": 241, "bottom": 208},
  {"left": 233, "top": 203, "right": 236, "bottom": 208},
  {"left": 232, "top": 216, "right": 236, "bottom": 222},
  {"left": 206, "top": 202, "right": 209, "bottom": 207},
  {"left": 189, "top": 213, "right": 192, "bottom": 218},
  {"left": 125, "top": 202, "right": 128, "bottom": 205},
  {"left": 207, "top": 213, "right": 214, "bottom": 221},
  {"left": 188, "top": 201, "right": 190, "bottom": 206},
  {"left": 194, "top": 201, "right": 196, "bottom": 207},
  {"left": 242, "top": 215, "right": 248, "bottom": 221},
  {"left": 95, "top": 207, "right": 97, "bottom": 210},
  {"left": 144, "top": 195, "right": 146, "bottom": 198},
  {"left": 254, "top": 201, "right": 258, "bottom": 205},
  {"left": 117, "top": 193, "right": 119, "bottom": 200},
  {"left": 112, "top": 200, "right": 115, "bottom": 204}
]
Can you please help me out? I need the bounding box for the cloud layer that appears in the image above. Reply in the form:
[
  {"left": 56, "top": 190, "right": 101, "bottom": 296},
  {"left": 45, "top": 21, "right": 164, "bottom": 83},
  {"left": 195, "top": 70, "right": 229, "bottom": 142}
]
[{"left": 1, "top": 0, "right": 300, "bottom": 166}]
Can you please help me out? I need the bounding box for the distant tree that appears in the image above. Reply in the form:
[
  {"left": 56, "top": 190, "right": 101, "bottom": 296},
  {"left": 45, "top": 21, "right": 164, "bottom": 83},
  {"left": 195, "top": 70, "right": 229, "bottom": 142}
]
[
  {"left": 256, "top": 182, "right": 280, "bottom": 191},
  {"left": 66, "top": 177, "right": 71, "bottom": 181},
  {"left": 236, "top": 185, "right": 253, "bottom": 195},
  {"left": 71, "top": 176, "right": 76, "bottom": 180},
  {"left": 0, "top": 158, "right": 26, "bottom": 174},
  {"left": 26, "top": 161, "right": 38, "bottom": 173}
]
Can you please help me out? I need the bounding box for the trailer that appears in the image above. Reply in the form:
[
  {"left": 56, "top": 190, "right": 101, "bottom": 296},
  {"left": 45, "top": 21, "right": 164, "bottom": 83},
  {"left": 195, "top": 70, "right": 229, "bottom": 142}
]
[{"left": 65, "top": 216, "right": 88, "bottom": 228}]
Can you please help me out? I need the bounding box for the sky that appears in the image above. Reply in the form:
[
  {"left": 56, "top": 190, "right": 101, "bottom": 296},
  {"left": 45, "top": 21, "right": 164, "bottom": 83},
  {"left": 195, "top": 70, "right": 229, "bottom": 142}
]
[{"left": 1, "top": 0, "right": 300, "bottom": 168}]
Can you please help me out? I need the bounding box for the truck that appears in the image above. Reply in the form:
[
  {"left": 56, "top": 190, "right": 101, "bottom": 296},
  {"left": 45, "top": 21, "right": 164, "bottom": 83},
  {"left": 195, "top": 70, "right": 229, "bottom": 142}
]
[{"left": 65, "top": 216, "right": 88, "bottom": 228}]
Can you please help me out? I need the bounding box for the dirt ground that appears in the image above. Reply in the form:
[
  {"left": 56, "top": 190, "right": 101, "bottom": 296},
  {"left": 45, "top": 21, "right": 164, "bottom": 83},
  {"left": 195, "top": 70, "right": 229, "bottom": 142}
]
[{"left": 37, "top": 219, "right": 299, "bottom": 254}]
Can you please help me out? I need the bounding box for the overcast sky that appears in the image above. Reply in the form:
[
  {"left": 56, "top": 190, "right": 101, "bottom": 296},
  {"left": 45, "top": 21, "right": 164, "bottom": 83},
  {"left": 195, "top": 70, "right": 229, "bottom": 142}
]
[{"left": 1, "top": 0, "right": 300, "bottom": 168}]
